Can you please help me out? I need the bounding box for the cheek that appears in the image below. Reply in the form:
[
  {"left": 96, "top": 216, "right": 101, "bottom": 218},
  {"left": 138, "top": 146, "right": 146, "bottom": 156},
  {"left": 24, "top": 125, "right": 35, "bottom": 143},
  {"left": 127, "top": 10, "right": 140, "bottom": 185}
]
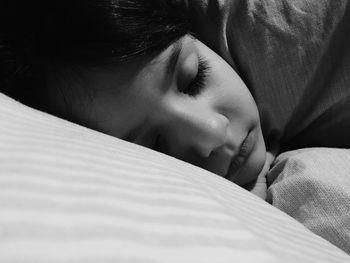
[
  {"left": 207, "top": 68, "right": 252, "bottom": 109},
  {"left": 201, "top": 44, "right": 255, "bottom": 105},
  {"left": 207, "top": 66, "right": 260, "bottom": 129}
]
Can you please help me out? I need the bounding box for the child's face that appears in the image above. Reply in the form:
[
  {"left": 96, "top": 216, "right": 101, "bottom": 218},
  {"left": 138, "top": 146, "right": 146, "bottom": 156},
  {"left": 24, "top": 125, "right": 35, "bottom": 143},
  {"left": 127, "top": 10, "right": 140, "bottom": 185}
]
[{"left": 47, "top": 36, "right": 267, "bottom": 187}]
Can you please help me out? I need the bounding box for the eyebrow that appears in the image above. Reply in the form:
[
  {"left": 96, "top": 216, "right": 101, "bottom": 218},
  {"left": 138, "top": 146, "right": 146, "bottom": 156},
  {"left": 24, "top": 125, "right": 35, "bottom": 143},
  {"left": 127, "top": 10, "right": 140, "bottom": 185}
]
[{"left": 166, "top": 40, "right": 183, "bottom": 76}]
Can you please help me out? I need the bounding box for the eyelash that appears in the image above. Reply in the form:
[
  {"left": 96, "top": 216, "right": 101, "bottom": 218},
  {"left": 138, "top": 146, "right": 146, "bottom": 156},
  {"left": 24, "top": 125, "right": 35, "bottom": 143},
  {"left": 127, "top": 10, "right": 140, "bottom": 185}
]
[{"left": 182, "top": 56, "right": 211, "bottom": 97}]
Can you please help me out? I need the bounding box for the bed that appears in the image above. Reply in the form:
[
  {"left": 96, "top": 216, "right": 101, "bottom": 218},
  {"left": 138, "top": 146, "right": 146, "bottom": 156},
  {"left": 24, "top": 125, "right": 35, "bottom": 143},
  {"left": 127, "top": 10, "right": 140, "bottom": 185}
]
[
  {"left": 1, "top": 92, "right": 350, "bottom": 262},
  {"left": 2, "top": 0, "right": 350, "bottom": 260}
]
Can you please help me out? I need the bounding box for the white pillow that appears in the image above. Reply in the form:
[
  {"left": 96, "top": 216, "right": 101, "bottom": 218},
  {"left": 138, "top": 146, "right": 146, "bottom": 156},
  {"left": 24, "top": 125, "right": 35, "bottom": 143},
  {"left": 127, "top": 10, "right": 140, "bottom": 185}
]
[{"left": 0, "top": 93, "right": 349, "bottom": 263}]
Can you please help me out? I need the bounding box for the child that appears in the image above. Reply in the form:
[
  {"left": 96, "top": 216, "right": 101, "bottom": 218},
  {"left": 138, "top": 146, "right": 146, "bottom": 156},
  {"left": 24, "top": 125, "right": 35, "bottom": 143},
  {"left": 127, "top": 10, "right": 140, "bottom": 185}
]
[{"left": 1, "top": 0, "right": 350, "bottom": 199}]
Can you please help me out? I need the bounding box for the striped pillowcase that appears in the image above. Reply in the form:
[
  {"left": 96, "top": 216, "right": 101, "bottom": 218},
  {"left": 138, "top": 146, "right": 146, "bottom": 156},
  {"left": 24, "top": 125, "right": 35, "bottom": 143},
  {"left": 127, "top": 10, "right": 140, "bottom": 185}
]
[{"left": 0, "top": 93, "right": 349, "bottom": 263}]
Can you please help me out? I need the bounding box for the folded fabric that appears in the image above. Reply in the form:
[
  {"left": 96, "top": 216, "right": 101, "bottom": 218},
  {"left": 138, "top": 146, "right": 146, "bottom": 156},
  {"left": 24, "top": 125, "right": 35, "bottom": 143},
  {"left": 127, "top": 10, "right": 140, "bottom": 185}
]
[{"left": 268, "top": 148, "right": 350, "bottom": 254}]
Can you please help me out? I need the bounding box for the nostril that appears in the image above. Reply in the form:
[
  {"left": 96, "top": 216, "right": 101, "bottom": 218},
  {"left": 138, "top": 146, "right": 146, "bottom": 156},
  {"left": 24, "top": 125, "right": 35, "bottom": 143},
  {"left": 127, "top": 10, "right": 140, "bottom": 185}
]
[
  {"left": 195, "top": 115, "right": 229, "bottom": 158},
  {"left": 163, "top": 105, "right": 230, "bottom": 159}
]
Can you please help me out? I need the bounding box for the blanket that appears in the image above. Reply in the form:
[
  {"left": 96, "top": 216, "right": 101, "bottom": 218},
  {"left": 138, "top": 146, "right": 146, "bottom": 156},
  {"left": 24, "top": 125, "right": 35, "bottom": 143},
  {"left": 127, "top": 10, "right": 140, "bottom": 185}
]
[{"left": 267, "top": 148, "right": 350, "bottom": 254}]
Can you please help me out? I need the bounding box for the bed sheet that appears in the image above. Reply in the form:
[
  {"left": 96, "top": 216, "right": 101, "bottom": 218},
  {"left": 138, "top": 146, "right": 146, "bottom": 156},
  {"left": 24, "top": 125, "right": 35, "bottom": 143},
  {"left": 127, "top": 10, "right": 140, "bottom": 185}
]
[{"left": 1, "top": 93, "right": 349, "bottom": 262}]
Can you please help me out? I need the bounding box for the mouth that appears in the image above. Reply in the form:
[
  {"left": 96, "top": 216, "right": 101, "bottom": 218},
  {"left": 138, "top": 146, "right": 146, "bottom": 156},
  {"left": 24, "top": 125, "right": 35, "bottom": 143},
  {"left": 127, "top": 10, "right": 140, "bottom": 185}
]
[{"left": 224, "top": 130, "right": 255, "bottom": 184}]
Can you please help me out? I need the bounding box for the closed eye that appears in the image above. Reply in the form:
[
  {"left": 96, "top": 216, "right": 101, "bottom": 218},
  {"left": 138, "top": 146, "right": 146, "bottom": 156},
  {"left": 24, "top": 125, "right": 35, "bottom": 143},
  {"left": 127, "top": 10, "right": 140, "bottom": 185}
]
[{"left": 181, "top": 56, "right": 211, "bottom": 97}]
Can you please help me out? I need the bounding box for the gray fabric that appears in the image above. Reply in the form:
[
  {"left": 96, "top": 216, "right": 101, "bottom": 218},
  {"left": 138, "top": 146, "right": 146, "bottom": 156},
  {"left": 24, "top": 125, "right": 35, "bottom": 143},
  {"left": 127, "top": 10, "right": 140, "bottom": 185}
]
[
  {"left": 267, "top": 148, "right": 350, "bottom": 254},
  {"left": 191, "top": 1, "right": 350, "bottom": 254},
  {"left": 192, "top": 0, "right": 350, "bottom": 150}
]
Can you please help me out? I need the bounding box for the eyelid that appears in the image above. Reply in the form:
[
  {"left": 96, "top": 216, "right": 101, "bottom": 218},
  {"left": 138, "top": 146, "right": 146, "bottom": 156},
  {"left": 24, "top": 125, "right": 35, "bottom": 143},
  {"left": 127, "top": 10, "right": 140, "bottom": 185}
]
[
  {"left": 181, "top": 55, "right": 210, "bottom": 97},
  {"left": 166, "top": 41, "right": 183, "bottom": 76}
]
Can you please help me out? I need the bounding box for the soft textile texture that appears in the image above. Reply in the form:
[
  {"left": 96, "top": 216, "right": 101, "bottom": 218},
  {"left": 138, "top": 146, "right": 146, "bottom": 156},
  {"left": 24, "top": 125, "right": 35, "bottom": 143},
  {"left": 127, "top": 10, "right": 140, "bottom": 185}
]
[
  {"left": 267, "top": 148, "right": 350, "bottom": 254},
  {"left": 191, "top": 0, "right": 350, "bottom": 149},
  {"left": 1, "top": 94, "right": 350, "bottom": 262}
]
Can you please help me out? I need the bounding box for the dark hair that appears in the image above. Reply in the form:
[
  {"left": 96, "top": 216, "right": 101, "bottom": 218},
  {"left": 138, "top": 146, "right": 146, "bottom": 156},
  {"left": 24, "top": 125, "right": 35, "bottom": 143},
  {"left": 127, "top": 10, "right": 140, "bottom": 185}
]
[{"left": 0, "top": 0, "right": 191, "bottom": 109}]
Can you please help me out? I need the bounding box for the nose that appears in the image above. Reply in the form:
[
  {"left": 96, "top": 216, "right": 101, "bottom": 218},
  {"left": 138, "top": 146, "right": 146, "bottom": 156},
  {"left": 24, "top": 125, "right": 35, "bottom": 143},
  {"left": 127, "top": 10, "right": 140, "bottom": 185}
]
[{"left": 160, "top": 103, "right": 229, "bottom": 158}]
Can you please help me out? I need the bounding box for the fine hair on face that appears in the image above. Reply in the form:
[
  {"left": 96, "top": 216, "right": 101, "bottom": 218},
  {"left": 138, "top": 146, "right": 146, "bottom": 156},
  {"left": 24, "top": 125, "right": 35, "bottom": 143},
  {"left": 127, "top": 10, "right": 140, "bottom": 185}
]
[{"left": 0, "top": 0, "right": 192, "bottom": 111}]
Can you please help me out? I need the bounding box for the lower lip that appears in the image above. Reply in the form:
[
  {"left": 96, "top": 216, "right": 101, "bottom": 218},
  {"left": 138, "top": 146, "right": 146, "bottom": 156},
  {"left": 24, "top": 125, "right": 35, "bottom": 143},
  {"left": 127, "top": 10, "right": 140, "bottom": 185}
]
[{"left": 225, "top": 131, "right": 255, "bottom": 183}]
